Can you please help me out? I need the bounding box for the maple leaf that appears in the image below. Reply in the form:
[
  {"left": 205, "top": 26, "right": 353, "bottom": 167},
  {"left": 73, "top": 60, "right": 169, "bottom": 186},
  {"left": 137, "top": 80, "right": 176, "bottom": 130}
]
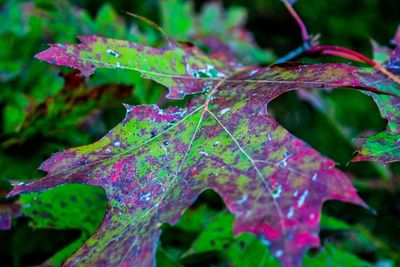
[
  {"left": 8, "top": 36, "right": 393, "bottom": 267},
  {"left": 352, "top": 26, "right": 400, "bottom": 163}
]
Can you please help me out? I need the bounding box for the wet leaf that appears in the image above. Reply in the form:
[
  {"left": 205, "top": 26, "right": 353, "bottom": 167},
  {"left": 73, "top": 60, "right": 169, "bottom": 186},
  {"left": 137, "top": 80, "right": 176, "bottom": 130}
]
[{"left": 9, "top": 38, "right": 392, "bottom": 266}]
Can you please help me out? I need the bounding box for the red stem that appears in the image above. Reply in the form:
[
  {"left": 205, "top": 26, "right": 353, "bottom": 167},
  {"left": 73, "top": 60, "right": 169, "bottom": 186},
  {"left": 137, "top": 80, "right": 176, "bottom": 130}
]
[
  {"left": 281, "top": 0, "right": 400, "bottom": 86},
  {"left": 308, "top": 45, "right": 400, "bottom": 85},
  {"left": 309, "top": 45, "right": 377, "bottom": 66},
  {"left": 282, "top": 0, "right": 309, "bottom": 41}
]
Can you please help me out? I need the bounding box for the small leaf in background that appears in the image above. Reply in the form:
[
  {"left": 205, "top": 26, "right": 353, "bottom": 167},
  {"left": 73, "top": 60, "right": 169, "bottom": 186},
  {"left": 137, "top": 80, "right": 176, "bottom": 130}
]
[
  {"left": 303, "top": 244, "right": 373, "bottom": 267},
  {"left": 3, "top": 72, "right": 134, "bottom": 147},
  {"left": 353, "top": 132, "right": 400, "bottom": 163},
  {"left": 19, "top": 184, "right": 106, "bottom": 266},
  {"left": 178, "top": 209, "right": 371, "bottom": 267}
]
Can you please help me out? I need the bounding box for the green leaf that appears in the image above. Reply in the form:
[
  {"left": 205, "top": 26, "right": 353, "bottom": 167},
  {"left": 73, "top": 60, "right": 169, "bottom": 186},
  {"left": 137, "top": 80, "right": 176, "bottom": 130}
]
[
  {"left": 181, "top": 210, "right": 370, "bottom": 267},
  {"left": 20, "top": 184, "right": 106, "bottom": 266}
]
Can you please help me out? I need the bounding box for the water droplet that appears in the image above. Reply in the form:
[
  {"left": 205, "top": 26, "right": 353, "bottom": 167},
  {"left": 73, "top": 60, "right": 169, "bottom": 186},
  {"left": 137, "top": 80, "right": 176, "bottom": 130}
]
[
  {"left": 312, "top": 173, "right": 318, "bottom": 181},
  {"left": 272, "top": 184, "right": 283, "bottom": 199},
  {"left": 161, "top": 144, "right": 168, "bottom": 154},
  {"left": 275, "top": 250, "right": 283, "bottom": 258},
  {"left": 107, "top": 49, "right": 120, "bottom": 57},
  {"left": 140, "top": 192, "right": 151, "bottom": 201},
  {"left": 236, "top": 194, "right": 248, "bottom": 204},
  {"left": 260, "top": 236, "right": 271, "bottom": 246},
  {"left": 297, "top": 190, "right": 309, "bottom": 207},
  {"left": 219, "top": 107, "right": 231, "bottom": 116},
  {"left": 287, "top": 207, "right": 295, "bottom": 219},
  {"left": 199, "top": 150, "right": 209, "bottom": 156},
  {"left": 245, "top": 210, "right": 252, "bottom": 218},
  {"left": 249, "top": 70, "right": 258, "bottom": 76},
  {"left": 277, "top": 152, "right": 292, "bottom": 167}
]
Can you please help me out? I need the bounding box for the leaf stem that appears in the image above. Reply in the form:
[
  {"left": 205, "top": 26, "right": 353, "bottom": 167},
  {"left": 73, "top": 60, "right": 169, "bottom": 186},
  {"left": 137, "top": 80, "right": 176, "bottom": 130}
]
[
  {"left": 308, "top": 45, "right": 400, "bottom": 85},
  {"left": 281, "top": 0, "right": 309, "bottom": 41},
  {"left": 281, "top": 1, "right": 400, "bottom": 86}
]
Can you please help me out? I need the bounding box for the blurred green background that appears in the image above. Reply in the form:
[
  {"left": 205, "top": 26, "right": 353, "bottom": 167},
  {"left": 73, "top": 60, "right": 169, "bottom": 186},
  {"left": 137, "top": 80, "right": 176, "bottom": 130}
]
[{"left": 0, "top": 0, "right": 399, "bottom": 266}]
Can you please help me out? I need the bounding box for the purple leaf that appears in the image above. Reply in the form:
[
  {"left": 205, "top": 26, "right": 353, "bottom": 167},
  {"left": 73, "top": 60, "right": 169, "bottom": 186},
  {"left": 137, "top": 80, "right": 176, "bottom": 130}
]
[{"left": 8, "top": 53, "right": 390, "bottom": 266}]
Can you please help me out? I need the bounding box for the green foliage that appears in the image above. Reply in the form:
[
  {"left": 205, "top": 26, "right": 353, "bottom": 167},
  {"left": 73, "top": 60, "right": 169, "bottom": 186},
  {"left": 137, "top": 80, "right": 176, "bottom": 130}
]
[
  {"left": 178, "top": 210, "right": 372, "bottom": 267},
  {"left": 20, "top": 185, "right": 107, "bottom": 266}
]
